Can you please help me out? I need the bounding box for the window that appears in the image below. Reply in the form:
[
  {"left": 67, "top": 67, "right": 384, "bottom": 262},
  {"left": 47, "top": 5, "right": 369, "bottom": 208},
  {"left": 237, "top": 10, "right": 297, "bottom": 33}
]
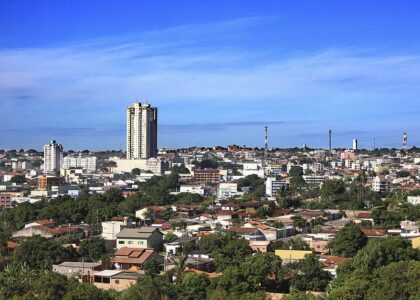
[
  {"left": 118, "top": 241, "right": 125, "bottom": 244},
  {"left": 94, "top": 276, "right": 102, "bottom": 283},
  {"left": 103, "top": 277, "right": 110, "bottom": 284},
  {"left": 128, "top": 241, "right": 133, "bottom": 245},
  {"left": 138, "top": 240, "right": 144, "bottom": 245},
  {"left": 115, "top": 280, "right": 120, "bottom": 284}
]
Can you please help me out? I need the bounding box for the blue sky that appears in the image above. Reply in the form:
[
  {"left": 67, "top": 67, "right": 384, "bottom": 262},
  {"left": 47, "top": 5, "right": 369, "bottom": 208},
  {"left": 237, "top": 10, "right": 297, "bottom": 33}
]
[{"left": 1, "top": 1, "right": 419, "bottom": 150}]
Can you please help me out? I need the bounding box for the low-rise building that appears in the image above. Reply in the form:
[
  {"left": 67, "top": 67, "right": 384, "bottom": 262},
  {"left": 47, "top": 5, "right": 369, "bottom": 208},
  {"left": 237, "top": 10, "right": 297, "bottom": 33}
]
[
  {"left": 102, "top": 217, "right": 133, "bottom": 241},
  {"left": 53, "top": 262, "right": 102, "bottom": 278},
  {"left": 112, "top": 247, "right": 162, "bottom": 270},
  {"left": 116, "top": 227, "right": 163, "bottom": 250},
  {"left": 0, "top": 193, "right": 12, "bottom": 209},
  {"left": 93, "top": 270, "right": 142, "bottom": 292},
  {"left": 194, "top": 169, "right": 220, "bottom": 183},
  {"left": 275, "top": 249, "right": 313, "bottom": 264}
]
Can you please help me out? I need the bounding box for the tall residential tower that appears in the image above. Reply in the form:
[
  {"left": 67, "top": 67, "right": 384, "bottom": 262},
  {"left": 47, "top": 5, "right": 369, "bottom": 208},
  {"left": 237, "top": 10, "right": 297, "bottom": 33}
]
[
  {"left": 126, "top": 102, "right": 158, "bottom": 159},
  {"left": 43, "top": 140, "right": 63, "bottom": 173}
]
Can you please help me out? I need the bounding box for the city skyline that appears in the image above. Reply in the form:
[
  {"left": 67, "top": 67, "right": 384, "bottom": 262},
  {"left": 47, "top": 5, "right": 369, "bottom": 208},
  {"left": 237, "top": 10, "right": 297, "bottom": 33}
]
[{"left": 1, "top": 1, "right": 420, "bottom": 150}]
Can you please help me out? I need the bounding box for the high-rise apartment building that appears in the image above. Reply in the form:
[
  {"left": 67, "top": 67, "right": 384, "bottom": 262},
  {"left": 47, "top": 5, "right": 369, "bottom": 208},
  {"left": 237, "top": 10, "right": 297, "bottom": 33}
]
[
  {"left": 352, "top": 139, "right": 358, "bottom": 151},
  {"left": 43, "top": 140, "right": 63, "bottom": 173},
  {"left": 126, "top": 102, "right": 158, "bottom": 159}
]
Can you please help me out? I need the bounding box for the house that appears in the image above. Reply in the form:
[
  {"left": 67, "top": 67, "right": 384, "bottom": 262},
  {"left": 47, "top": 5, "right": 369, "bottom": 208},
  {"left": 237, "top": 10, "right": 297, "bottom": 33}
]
[
  {"left": 185, "top": 251, "right": 214, "bottom": 272},
  {"left": 92, "top": 270, "right": 142, "bottom": 292},
  {"left": 228, "top": 226, "right": 265, "bottom": 241},
  {"left": 275, "top": 249, "right": 313, "bottom": 264},
  {"left": 243, "top": 221, "right": 279, "bottom": 241},
  {"left": 12, "top": 225, "right": 85, "bottom": 240},
  {"left": 362, "top": 229, "right": 388, "bottom": 238},
  {"left": 53, "top": 261, "right": 102, "bottom": 278},
  {"left": 164, "top": 236, "right": 198, "bottom": 255},
  {"left": 116, "top": 227, "right": 163, "bottom": 250},
  {"left": 24, "top": 219, "right": 56, "bottom": 229},
  {"left": 216, "top": 210, "right": 237, "bottom": 222},
  {"left": 319, "top": 255, "right": 349, "bottom": 277},
  {"left": 249, "top": 240, "right": 270, "bottom": 253},
  {"left": 101, "top": 217, "right": 133, "bottom": 240},
  {"left": 111, "top": 247, "right": 162, "bottom": 270}
]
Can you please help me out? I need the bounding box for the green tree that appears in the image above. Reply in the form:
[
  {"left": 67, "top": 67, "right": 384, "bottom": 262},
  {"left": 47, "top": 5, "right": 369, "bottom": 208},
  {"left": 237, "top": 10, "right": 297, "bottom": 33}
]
[
  {"left": 144, "top": 259, "right": 161, "bottom": 278},
  {"left": 351, "top": 237, "right": 419, "bottom": 271},
  {"left": 10, "top": 175, "right": 26, "bottom": 184},
  {"left": 63, "top": 281, "right": 115, "bottom": 300},
  {"left": 288, "top": 254, "right": 331, "bottom": 292},
  {"left": 330, "top": 222, "right": 367, "bottom": 257},
  {"left": 79, "top": 237, "right": 107, "bottom": 262},
  {"left": 212, "top": 237, "right": 254, "bottom": 272},
  {"left": 178, "top": 272, "right": 210, "bottom": 300},
  {"left": 291, "top": 216, "right": 307, "bottom": 231},
  {"left": 164, "top": 232, "right": 178, "bottom": 243},
  {"left": 171, "top": 164, "right": 190, "bottom": 174},
  {"left": 13, "top": 235, "right": 78, "bottom": 270},
  {"left": 121, "top": 276, "right": 168, "bottom": 300},
  {"left": 0, "top": 263, "right": 37, "bottom": 299},
  {"left": 240, "top": 252, "right": 282, "bottom": 290},
  {"left": 289, "top": 166, "right": 303, "bottom": 177},
  {"left": 132, "top": 168, "right": 141, "bottom": 175},
  {"left": 27, "top": 271, "right": 69, "bottom": 300},
  {"left": 320, "top": 179, "right": 345, "bottom": 199},
  {"left": 199, "top": 159, "right": 219, "bottom": 169},
  {"left": 365, "top": 260, "right": 420, "bottom": 300}
]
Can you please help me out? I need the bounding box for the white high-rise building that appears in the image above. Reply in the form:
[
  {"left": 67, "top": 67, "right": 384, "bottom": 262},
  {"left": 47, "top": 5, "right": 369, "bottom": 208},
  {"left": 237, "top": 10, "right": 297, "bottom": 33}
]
[
  {"left": 43, "top": 140, "right": 63, "bottom": 173},
  {"left": 352, "top": 139, "right": 358, "bottom": 150},
  {"left": 126, "top": 102, "right": 158, "bottom": 159}
]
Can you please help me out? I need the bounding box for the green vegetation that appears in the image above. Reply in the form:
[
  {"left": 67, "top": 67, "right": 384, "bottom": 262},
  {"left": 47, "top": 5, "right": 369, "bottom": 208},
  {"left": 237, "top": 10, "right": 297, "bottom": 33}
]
[
  {"left": 328, "top": 237, "right": 420, "bottom": 299},
  {"left": 330, "top": 223, "right": 367, "bottom": 257}
]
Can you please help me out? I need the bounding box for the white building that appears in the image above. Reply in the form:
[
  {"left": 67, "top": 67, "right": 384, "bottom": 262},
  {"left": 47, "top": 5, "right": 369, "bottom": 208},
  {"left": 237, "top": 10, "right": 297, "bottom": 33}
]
[
  {"left": 113, "top": 158, "right": 167, "bottom": 174},
  {"left": 102, "top": 217, "right": 133, "bottom": 240},
  {"left": 372, "top": 176, "right": 390, "bottom": 193},
  {"left": 12, "top": 161, "right": 32, "bottom": 170},
  {"left": 179, "top": 185, "right": 205, "bottom": 195},
  {"left": 243, "top": 162, "right": 264, "bottom": 178},
  {"left": 352, "top": 139, "right": 358, "bottom": 150},
  {"left": 407, "top": 196, "right": 420, "bottom": 205},
  {"left": 43, "top": 140, "right": 63, "bottom": 173},
  {"left": 126, "top": 102, "right": 157, "bottom": 160},
  {"left": 218, "top": 182, "right": 238, "bottom": 199},
  {"left": 266, "top": 177, "right": 287, "bottom": 197},
  {"left": 62, "top": 155, "right": 97, "bottom": 172}
]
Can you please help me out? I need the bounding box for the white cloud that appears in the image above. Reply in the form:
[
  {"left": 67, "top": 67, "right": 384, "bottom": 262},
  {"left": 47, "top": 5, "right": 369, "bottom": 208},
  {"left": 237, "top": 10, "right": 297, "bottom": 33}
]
[{"left": 1, "top": 17, "right": 419, "bottom": 148}]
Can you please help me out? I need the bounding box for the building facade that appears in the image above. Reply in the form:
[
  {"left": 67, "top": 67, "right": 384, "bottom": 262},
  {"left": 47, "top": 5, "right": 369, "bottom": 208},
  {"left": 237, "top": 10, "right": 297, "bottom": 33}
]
[
  {"left": 62, "top": 155, "right": 97, "bottom": 172},
  {"left": 44, "top": 140, "right": 63, "bottom": 173},
  {"left": 126, "top": 102, "right": 158, "bottom": 160}
]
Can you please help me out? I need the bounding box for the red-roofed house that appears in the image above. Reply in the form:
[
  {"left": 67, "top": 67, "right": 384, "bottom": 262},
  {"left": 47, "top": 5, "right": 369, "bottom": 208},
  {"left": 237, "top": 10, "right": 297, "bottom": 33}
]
[{"left": 112, "top": 247, "right": 162, "bottom": 270}]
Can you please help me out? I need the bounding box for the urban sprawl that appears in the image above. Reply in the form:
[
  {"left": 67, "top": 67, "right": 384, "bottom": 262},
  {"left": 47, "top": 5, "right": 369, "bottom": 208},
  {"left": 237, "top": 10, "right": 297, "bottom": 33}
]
[{"left": 0, "top": 102, "right": 419, "bottom": 299}]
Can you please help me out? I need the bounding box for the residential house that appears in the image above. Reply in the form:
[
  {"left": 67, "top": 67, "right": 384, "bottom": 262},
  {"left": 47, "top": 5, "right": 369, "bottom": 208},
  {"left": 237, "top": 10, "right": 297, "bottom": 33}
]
[
  {"left": 92, "top": 270, "right": 142, "bottom": 292},
  {"left": 275, "top": 249, "right": 313, "bottom": 264},
  {"left": 185, "top": 250, "right": 214, "bottom": 272},
  {"left": 249, "top": 240, "right": 270, "bottom": 253},
  {"left": 228, "top": 226, "right": 265, "bottom": 241},
  {"left": 116, "top": 227, "right": 163, "bottom": 250},
  {"left": 112, "top": 247, "right": 162, "bottom": 270},
  {"left": 101, "top": 217, "right": 133, "bottom": 240},
  {"left": 53, "top": 262, "right": 102, "bottom": 278},
  {"left": 13, "top": 224, "right": 85, "bottom": 239}
]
